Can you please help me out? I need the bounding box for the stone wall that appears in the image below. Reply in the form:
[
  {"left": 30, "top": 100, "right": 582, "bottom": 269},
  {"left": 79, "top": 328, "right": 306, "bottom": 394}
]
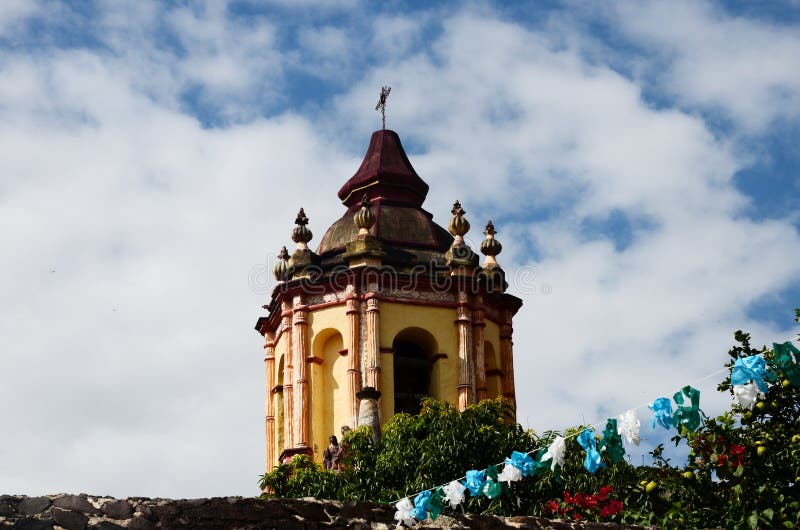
[{"left": 0, "top": 494, "right": 653, "bottom": 529}]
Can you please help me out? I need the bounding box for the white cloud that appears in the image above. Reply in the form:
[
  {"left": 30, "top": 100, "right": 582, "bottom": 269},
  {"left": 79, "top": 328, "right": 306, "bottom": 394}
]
[{"left": 608, "top": 0, "right": 800, "bottom": 132}]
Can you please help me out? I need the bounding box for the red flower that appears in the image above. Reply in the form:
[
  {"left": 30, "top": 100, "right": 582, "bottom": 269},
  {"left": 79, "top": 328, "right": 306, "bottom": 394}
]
[
  {"left": 600, "top": 499, "right": 624, "bottom": 518},
  {"left": 717, "top": 453, "right": 728, "bottom": 467},
  {"left": 598, "top": 485, "right": 613, "bottom": 500},
  {"left": 546, "top": 500, "right": 560, "bottom": 513},
  {"left": 730, "top": 444, "right": 746, "bottom": 467},
  {"left": 581, "top": 494, "right": 598, "bottom": 509}
]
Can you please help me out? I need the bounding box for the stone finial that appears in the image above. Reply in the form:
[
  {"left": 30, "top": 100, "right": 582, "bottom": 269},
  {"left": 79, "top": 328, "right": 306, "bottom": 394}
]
[
  {"left": 480, "top": 220, "right": 502, "bottom": 267},
  {"left": 448, "top": 200, "right": 471, "bottom": 241},
  {"left": 273, "top": 246, "right": 289, "bottom": 281},
  {"left": 354, "top": 194, "right": 376, "bottom": 235},
  {"left": 291, "top": 208, "right": 313, "bottom": 249}
]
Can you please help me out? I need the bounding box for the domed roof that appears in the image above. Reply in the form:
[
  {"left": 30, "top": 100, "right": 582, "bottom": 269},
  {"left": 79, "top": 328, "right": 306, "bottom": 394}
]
[{"left": 318, "top": 130, "right": 453, "bottom": 261}]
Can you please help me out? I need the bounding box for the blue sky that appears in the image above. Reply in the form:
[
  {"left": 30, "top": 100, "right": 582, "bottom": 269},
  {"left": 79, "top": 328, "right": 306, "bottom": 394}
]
[{"left": 1, "top": 0, "right": 798, "bottom": 498}]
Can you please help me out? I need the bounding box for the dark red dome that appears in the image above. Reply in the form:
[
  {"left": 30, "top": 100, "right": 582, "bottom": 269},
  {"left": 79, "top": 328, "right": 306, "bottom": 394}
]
[
  {"left": 318, "top": 130, "right": 452, "bottom": 259},
  {"left": 337, "top": 130, "right": 430, "bottom": 209}
]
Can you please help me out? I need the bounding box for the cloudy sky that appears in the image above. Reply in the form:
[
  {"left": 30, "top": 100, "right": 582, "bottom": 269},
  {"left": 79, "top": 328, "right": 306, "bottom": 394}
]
[{"left": 1, "top": 0, "right": 799, "bottom": 498}]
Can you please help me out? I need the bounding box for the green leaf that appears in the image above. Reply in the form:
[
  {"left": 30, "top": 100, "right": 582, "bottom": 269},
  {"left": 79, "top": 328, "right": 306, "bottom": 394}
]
[
  {"left": 748, "top": 513, "right": 759, "bottom": 529},
  {"left": 763, "top": 508, "right": 774, "bottom": 521}
]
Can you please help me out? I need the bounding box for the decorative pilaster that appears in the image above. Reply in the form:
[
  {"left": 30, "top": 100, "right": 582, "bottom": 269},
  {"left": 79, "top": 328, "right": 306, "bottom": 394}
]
[
  {"left": 264, "top": 331, "right": 276, "bottom": 470},
  {"left": 364, "top": 296, "right": 381, "bottom": 391},
  {"left": 500, "top": 309, "right": 516, "bottom": 414},
  {"left": 357, "top": 387, "right": 382, "bottom": 441},
  {"left": 292, "top": 297, "right": 310, "bottom": 448},
  {"left": 472, "top": 297, "right": 487, "bottom": 402},
  {"left": 456, "top": 292, "right": 474, "bottom": 411},
  {"left": 346, "top": 296, "right": 362, "bottom": 427},
  {"left": 281, "top": 301, "right": 294, "bottom": 449}
]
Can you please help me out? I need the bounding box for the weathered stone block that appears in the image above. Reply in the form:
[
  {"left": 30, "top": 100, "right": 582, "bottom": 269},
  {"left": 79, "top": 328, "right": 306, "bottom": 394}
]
[
  {"left": 101, "top": 500, "right": 131, "bottom": 520},
  {"left": 53, "top": 495, "right": 99, "bottom": 515},
  {"left": 18, "top": 497, "right": 51, "bottom": 516},
  {"left": 127, "top": 516, "right": 155, "bottom": 530},
  {"left": 12, "top": 518, "right": 55, "bottom": 529},
  {"left": 52, "top": 506, "right": 88, "bottom": 530},
  {"left": 0, "top": 495, "right": 19, "bottom": 517}
]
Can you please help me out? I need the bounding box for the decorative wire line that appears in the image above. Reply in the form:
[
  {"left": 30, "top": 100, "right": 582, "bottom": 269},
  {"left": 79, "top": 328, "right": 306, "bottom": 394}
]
[{"left": 390, "top": 334, "right": 800, "bottom": 506}]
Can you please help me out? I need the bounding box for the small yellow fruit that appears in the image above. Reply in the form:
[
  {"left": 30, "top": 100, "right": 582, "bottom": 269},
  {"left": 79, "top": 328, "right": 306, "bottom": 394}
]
[
  {"left": 682, "top": 471, "right": 694, "bottom": 479},
  {"left": 771, "top": 401, "right": 780, "bottom": 410},
  {"left": 757, "top": 446, "right": 767, "bottom": 457},
  {"left": 756, "top": 402, "right": 766, "bottom": 411},
  {"left": 645, "top": 481, "right": 658, "bottom": 493},
  {"left": 783, "top": 379, "right": 791, "bottom": 388},
  {"left": 792, "top": 434, "right": 800, "bottom": 444},
  {"left": 755, "top": 440, "right": 764, "bottom": 446}
]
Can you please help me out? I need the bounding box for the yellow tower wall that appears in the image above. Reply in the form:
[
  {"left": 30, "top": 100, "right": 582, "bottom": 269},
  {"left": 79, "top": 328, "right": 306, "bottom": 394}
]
[
  {"left": 379, "top": 301, "right": 460, "bottom": 420},
  {"left": 306, "top": 305, "right": 350, "bottom": 461}
]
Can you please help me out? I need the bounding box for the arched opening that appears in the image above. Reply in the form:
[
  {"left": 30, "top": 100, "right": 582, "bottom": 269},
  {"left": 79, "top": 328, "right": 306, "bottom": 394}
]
[
  {"left": 392, "top": 327, "right": 438, "bottom": 415},
  {"left": 311, "top": 329, "right": 346, "bottom": 455},
  {"left": 484, "top": 341, "right": 502, "bottom": 399}
]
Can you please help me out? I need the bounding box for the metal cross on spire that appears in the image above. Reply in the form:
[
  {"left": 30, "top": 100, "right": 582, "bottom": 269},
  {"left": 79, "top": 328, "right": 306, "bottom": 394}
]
[{"left": 375, "top": 85, "right": 391, "bottom": 129}]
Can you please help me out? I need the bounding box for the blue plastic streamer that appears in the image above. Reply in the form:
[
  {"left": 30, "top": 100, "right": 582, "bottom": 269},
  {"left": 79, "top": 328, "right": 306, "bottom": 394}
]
[
  {"left": 731, "top": 355, "right": 769, "bottom": 393},
  {"left": 649, "top": 397, "right": 674, "bottom": 430},
  {"left": 576, "top": 428, "right": 605, "bottom": 474},
  {"left": 463, "top": 469, "right": 486, "bottom": 497},
  {"left": 413, "top": 490, "right": 431, "bottom": 521},
  {"left": 508, "top": 451, "right": 535, "bottom": 477}
]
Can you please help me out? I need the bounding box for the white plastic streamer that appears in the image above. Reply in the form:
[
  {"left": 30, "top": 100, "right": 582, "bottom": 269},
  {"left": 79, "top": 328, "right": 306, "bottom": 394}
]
[
  {"left": 442, "top": 480, "right": 466, "bottom": 509},
  {"left": 540, "top": 435, "right": 565, "bottom": 471},
  {"left": 733, "top": 382, "right": 763, "bottom": 411},
  {"left": 617, "top": 409, "right": 641, "bottom": 446},
  {"left": 497, "top": 463, "right": 523, "bottom": 483},
  {"left": 394, "top": 498, "right": 416, "bottom": 527}
]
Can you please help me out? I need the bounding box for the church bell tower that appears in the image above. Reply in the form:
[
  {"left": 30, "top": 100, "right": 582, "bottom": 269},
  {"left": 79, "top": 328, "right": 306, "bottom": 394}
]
[{"left": 255, "top": 128, "right": 522, "bottom": 467}]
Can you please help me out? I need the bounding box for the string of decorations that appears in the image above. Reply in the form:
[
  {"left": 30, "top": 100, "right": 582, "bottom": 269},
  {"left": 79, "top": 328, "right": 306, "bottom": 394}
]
[{"left": 392, "top": 337, "right": 800, "bottom": 526}]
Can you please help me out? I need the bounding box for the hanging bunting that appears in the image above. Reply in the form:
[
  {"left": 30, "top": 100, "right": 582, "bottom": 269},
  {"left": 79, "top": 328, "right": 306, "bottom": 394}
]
[
  {"left": 442, "top": 480, "right": 466, "bottom": 509},
  {"left": 649, "top": 397, "right": 674, "bottom": 430},
  {"left": 600, "top": 419, "right": 626, "bottom": 463},
  {"left": 497, "top": 461, "right": 523, "bottom": 483},
  {"left": 413, "top": 490, "right": 432, "bottom": 521},
  {"left": 577, "top": 428, "right": 605, "bottom": 474},
  {"left": 731, "top": 355, "right": 769, "bottom": 393},
  {"left": 464, "top": 469, "right": 486, "bottom": 497},
  {"left": 732, "top": 382, "right": 762, "bottom": 410},
  {"left": 541, "top": 436, "right": 566, "bottom": 471},
  {"left": 773, "top": 341, "right": 800, "bottom": 386},
  {"left": 427, "top": 487, "right": 445, "bottom": 520},
  {"left": 509, "top": 450, "right": 535, "bottom": 477},
  {"left": 482, "top": 465, "right": 504, "bottom": 499},
  {"left": 617, "top": 409, "right": 641, "bottom": 446},
  {"left": 394, "top": 498, "right": 416, "bottom": 527},
  {"left": 672, "top": 385, "right": 702, "bottom": 432}
]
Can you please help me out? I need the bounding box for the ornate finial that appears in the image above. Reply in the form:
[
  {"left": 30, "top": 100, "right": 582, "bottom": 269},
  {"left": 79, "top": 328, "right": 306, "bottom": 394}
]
[
  {"left": 480, "top": 220, "right": 502, "bottom": 265},
  {"left": 273, "top": 246, "right": 289, "bottom": 281},
  {"left": 375, "top": 86, "right": 391, "bottom": 130},
  {"left": 291, "top": 208, "right": 313, "bottom": 248},
  {"left": 448, "top": 200, "right": 470, "bottom": 239},
  {"left": 354, "top": 193, "right": 376, "bottom": 235}
]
